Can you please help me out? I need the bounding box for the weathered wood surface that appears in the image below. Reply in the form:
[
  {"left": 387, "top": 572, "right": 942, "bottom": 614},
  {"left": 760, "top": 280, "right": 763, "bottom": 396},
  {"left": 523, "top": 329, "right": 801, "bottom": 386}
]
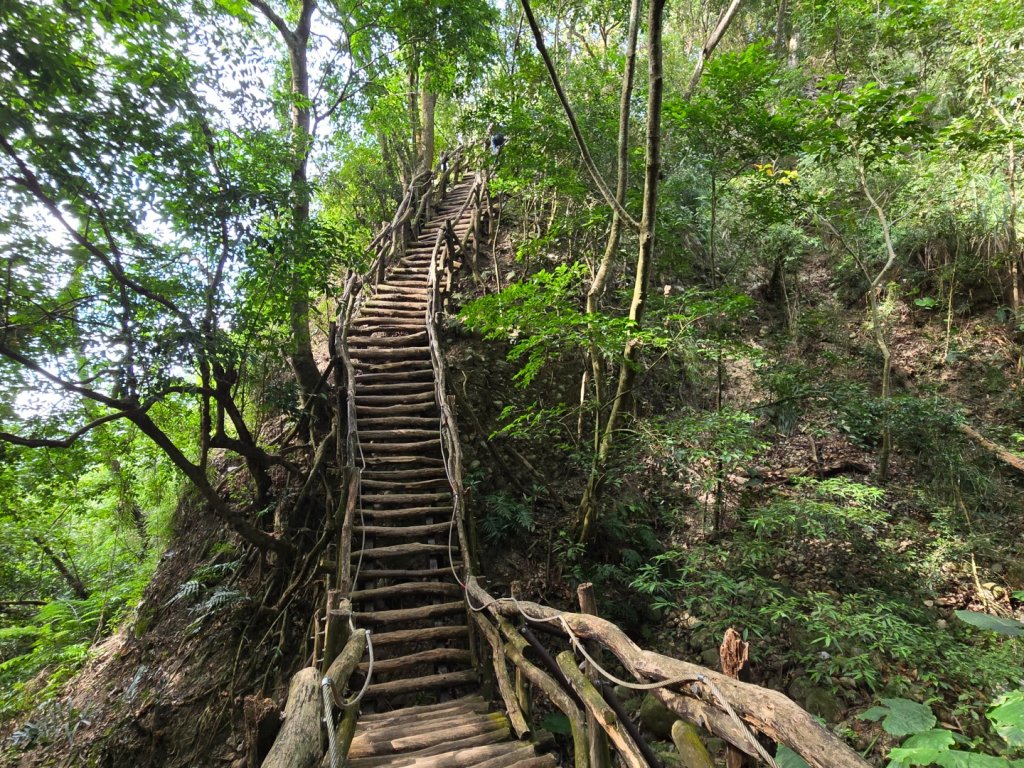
[
  {"left": 467, "top": 577, "right": 871, "bottom": 768},
  {"left": 260, "top": 667, "right": 322, "bottom": 768}
]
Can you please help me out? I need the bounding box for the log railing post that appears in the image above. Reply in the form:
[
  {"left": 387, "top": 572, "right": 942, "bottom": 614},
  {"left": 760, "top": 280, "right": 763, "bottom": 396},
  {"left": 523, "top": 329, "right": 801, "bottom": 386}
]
[
  {"left": 322, "top": 592, "right": 352, "bottom": 672},
  {"left": 577, "top": 584, "right": 611, "bottom": 768}
]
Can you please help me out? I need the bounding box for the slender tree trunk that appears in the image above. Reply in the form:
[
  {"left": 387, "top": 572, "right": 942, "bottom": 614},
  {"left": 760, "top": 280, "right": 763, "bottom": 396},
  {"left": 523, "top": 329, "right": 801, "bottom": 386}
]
[
  {"left": 857, "top": 157, "right": 899, "bottom": 484},
  {"left": 578, "top": 0, "right": 666, "bottom": 543},
  {"left": 419, "top": 70, "right": 436, "bottom": 173},
  {"left": 584, "top": 0, "right": 641, "bottom": 413},
  {"left": 32, "top": 538, "right": 88, "bottom": 600},
  {"left": 249, "top": 0, "right": 323, "bottom": 414}
]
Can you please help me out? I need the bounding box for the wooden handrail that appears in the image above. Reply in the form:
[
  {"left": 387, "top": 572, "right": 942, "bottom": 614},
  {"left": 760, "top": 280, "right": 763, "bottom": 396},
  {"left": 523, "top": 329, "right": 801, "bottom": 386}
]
[{"left": 467, "top": 577, "right": 871, "bottom": 768}]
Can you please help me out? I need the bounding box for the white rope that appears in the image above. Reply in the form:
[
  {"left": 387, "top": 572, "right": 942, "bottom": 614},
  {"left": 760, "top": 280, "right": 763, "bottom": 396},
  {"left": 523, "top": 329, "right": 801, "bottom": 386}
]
[{"left": 321, "top": 679, "right": 340, "bottom": 768}]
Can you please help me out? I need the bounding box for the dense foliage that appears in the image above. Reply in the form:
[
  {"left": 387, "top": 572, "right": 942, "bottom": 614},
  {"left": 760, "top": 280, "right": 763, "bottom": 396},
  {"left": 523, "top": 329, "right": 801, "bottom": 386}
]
[{"left": 1, "top": 0, "right": 1022, "bottom": 764}]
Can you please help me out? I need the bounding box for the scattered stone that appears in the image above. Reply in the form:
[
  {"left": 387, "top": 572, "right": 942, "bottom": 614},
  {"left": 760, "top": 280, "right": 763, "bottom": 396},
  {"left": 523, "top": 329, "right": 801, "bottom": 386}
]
[
  {"left": 923, "top": 599, "right": 934, "bottom": 608},
  {"left": 640, "top": 693, "right": 680, "bottom": 739},
  {"left": 936, "top": 619, "right": 948, "bottom": 629},
  {"left": 671, "top": 721, "right": 714, "bottom": 768},
  {"left": 803, "top": 687, "right": 844, "bottom": 723},
  {"left": 699, "top": 648, "right": 720, "bottom": 669}
]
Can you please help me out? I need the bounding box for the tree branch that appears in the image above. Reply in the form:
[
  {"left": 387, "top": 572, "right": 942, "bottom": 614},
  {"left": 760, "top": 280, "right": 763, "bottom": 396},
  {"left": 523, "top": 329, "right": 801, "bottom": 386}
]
[
  {"left": 684, "top": 0, "right": 744, "bottom": 100},
  {"left": 519, "top": 0, "right": 640, "bottom": 230}
]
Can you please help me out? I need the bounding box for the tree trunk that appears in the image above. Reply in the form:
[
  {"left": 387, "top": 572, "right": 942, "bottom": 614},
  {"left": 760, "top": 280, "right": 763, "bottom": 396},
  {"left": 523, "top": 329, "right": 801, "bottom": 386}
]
[
  {"left": 32, "top": 537, "right": 88, "bottom": 600},
  {"left": 419, "top": 70, "right": 436, "bottom": 173},
  {"left": 584, "top": 0, "right": 640, "bottom": 413},
  {"left": 285, "top": 20, "right": 325, "bottom": 416},
  {"left": 578, "top": 0, "right": 666, "bottom": 543}
]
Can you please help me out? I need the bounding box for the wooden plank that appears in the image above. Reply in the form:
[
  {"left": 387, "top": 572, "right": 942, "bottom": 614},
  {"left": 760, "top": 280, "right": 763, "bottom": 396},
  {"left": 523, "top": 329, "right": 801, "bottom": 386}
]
[
  {"left": 351, "top": 542, "right": 451, "bottom": 559},
  {"left": 355, "top": 601, "right": 464, "bottom": 624},
  {"left": 369, "top": 625, "right": 469, "bottom": 647},
  {"left": 356, "top": 647, "right": 472, "bottom": 675},
  {"left": 350, "top": 581, "right": 461, "bottom": 600},
  {"left": 363, "top": 668, "right": 478, "bottom": 700}
]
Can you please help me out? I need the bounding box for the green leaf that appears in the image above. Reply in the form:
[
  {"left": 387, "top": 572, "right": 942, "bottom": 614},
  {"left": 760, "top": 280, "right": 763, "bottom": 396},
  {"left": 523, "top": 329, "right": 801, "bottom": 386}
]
[
  {"left": 988, "top": 691, "right": 1024, "bottom": 748},
  {"left": 888, "top": 729, "right": 955, "bottom": 766},
  {"left": 859, "top": 698, "right": 936, "bottom": 736},
  {"left": 539, "top": 712, "right": 572, "bottom": 735},
  {"left": 776, "top": 745, "right": 812, "bottom": 768},
  {"left": 954, "top": 611, "right": 1024, "bottom": 636}
]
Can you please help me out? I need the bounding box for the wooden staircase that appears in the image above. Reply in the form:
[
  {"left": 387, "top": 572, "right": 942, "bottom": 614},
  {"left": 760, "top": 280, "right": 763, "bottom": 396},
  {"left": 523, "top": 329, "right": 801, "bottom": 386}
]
[
  {"left": 348, "top": 175, "right": 475, "bottom": 706},
  {"left": 343, "top": 175, "right": 559, "bottom": 766}
]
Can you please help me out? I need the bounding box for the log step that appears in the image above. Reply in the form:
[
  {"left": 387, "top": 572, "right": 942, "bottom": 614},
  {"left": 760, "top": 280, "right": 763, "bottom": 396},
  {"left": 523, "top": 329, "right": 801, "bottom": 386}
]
[
  {"left": 362, "top": 492, "right": 451, "bottom": 505},
  {"left": 362, "top": 479, "right": 450, "bottom": 489},
  {"left": 351, "top": 581, "right": 461, "bottom": 600},
  {"left": 355, "top": 384, "right": 434, "bottom": 397},
  {"left": 360, "top": 465, "right": 446, "bottom": 478},
  {"left": 347, "top": 727, "right": 515, "bottom": 768},
  {"left": 351, "top": 542, "right": 451, "bottom": 559},
  {"left": 358, "top": 695, "right": 487, "bottom": 724},
  {"left": 350, "top": 347, "right": 431, "bottom": 360},
  {"left": 349, "top": 331, "right": 427, "bottom": 346},
  {"left": 369, "top": 625, "right": 470, "bottom": 648},
  {"left": 353, "top": 521, "right": 451, "bottom": 539},
  {"left": 358, "top": 430, "right": 438, "bottom": 442},
  {"left": 356, "top": 391, "right": 436, "bottom": 405},
  {"left": 359, "top": 455, "right": 444, "bottom": 469},
  {"left": 362, "top": 441, "right": 442, "bottom": 456},
  {"left": 356, "top": 647, "right": 472, "bottom": 676},
  {"left": 362, "top": 668, "right": 478, "bottom": 701},
  {"left": 361, "top": 506, "right": 452, "bottom": 521},
  {"left": 356, "top": 403, "right": 437, "bottom": 416},
  {"left": 355, "top": 601, "right": 464, "bottom": 624},
  {"left": 349, "top": 710, "right": 506, "bottom": 759},
  {"left": 356, "top": 565, "right": 462, "bottom": 580},
  {"left": 361, "top": 456, "right": 445, "bottom": 468}
]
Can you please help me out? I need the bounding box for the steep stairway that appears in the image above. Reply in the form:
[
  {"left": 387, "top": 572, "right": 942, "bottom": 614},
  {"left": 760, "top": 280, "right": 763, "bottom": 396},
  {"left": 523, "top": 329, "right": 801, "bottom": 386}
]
[{"left": 347, "top": 175, "right": 475, "bottom": 707}]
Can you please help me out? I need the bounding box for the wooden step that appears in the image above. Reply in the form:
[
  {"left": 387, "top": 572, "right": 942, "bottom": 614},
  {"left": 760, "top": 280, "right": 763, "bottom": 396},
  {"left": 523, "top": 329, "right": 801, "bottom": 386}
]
[
  {"left": 355, "top": 601, "right": 464, "bottom": 624},
  {"left": 360, "top": 465, "right": 446, "bottom": 478},
  {"left": 362, "top": 440, "right": 442, "bottom": 456},
  {"left": 356, "top": 391, "right": 436, "bottom": 405},
  {"left": 353, "top": 708, "right": 500, "bottom": 746},
  {"left": 349, "top": 710, "right": 505, "bottom": 759},
  {"left": 358, "top": 432, "right": 441, "bottom": 445},
  {"left": 356, "top": 402, "right": 437, "bottom": 416},
  {"left": 355, "top": 384, "right": 435, "bottom": 398},
  {"left": 352, "top": 318, "right": 425, "bottom": 329},
  {"left": 362, "top": 668, "right": 478, "bottom": 701},
  {"left": 359, "top": 305, "right": 427, "bottom": 318},
  {"left": 362, "top": 492, "right": 450, "bottom": 505},
  {"left": 351, "top": 542, "right": 451, "bottom": 559},
  {"left": 471, "top": 745, "right": 540, "bottom": 768},
  {"left": 360, "top": 475, "right": 447, "bottom": 489},
  {"left": 347, "top": 726, "right": 515, "bottom": 768},
  {"left": 348, "top": 733, "right": 524, "bottom": 768},
  {"left": 356, "top": 565, "right": 461, "bottom": 580},
  {"left": 351, "top": 581, "right": 461, "bottom": 600},
  {"left": 353, "top": 521, "right": 452, "bottom": 539},
  {"left": 369, "top": 625, "right": 470, "bottom": 647},
  {"left": 355, "top": 708, "right": 498, "bottom": 743},
  {"left": 358, "top": 695, "right": 487, "bottom": 724},
  {"left": 355, "top": 370, "right": 434, "bottom": 384},
  {"left": 361, "top": 506, "right": 452, "bottom": 521},
  {"left": 350, "top": 347, "right": 430, "bottom": 360},
  {"left": 362, "top": 456, "right": 446, "bottom": 468},
  {"left": 356, "top": 647, "right": 471, "bottom": 676},
  {"left": 352, "top": 358, "right": 433, "bottom": 372},
  {"left": 375, "top": 284, "right": 429, "bottom": 294},
  {"left": 348, "top": 331, "right": 427, "bottom": 346}
]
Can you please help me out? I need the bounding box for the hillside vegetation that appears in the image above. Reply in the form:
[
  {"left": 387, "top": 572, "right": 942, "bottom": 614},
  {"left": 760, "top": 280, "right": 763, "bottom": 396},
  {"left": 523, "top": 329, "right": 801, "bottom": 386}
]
[{"left": 1, "top": 0, "right": 1022, "bottom": 765}]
